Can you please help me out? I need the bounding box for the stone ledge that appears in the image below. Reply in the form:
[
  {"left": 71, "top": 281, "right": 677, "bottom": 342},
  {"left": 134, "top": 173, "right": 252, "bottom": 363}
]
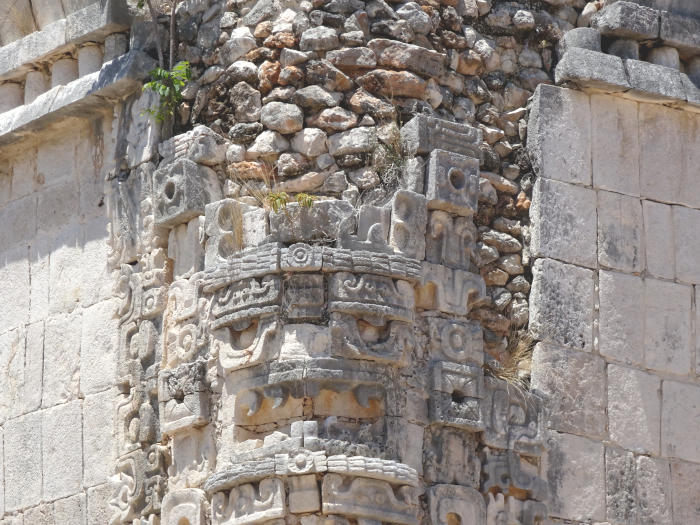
[
  {"left": 555, "top": 47, "right": 700, "bottom": 111},
  {"left": 0, "top": 0, "right": 130, "bottom": 82},
  {"left": 0, "top": 50, "right": 156, "bottom": 146}
]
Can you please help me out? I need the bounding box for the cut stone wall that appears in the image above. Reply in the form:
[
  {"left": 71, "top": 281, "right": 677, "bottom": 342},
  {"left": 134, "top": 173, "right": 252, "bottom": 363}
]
[{"left": 527, "top": 83, "right": 700, "bottom": 524}]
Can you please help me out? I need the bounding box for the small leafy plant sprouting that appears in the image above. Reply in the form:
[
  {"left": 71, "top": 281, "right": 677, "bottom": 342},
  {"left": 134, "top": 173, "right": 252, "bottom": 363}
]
[
  {"left": 265, "top": 192, "right": 316, "bottom": 214},
  {"left": 142, "top": 60, "right": 191, "bottom": 122}
]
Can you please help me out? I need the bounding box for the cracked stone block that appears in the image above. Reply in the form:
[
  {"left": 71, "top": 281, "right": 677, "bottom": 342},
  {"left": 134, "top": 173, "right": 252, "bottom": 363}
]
[
  {"left": 546, "top": 431, "right": 605, "bottom": 522},
  {"left": 527, "top": 84, "right": 591, "bottom": 186},
  {"left": 639, "top": 103, "right": 683, "bottom": 204},
  {"left": 673, "top": 205, "right": 700, "bottom": 284},
  {"left": 608, "top": 364, "right": 660, "bottom": 454},
  {"left": 662, "top": 380, "right": 700, "bottom": 462},
  {"left": 597, "top": 191, "right": 643, "bottom": 273},
  {"left": 643, "top": 200, "right": 674, "bottom": 279},
  {"left": 530, "top": 258, "right": 594, "bottom": 351},
  {"left": 530, "top": 178, "right": 597, "bottom": 268},
  {"left": 43, "top": 311, "right": 82, "bottom": 408},
  {"left": 531, "top": 343, "right": 605, "bottom": 438},
  {"left": 591, "top": 94, "right": 639, "bottom": 195}
]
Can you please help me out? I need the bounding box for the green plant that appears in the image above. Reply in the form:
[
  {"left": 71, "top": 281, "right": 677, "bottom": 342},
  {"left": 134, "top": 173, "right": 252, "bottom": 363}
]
[
  {"left": 142, "top": 60, "right": 191, "bottom": 122},
  {"left": 295, "top": 192, "right": 316, "bottom": 209},
  {"left": 265, "top": 191, "right": 316, "bottom": 214}
]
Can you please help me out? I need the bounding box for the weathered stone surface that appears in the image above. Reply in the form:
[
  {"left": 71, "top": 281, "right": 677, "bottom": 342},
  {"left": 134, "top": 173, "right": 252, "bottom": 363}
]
[
  {"left": 671, "top": 461, "right": 700, "bottom": 522},
  {"left": 530, "top": 177, "right": 597, "bottom": 268},
  {"left": 327, "top": 126, "right": 377, "bottom": 155},
  {"left": 557, "top": 27, "right": 602, "bottom": 56},
  {"left": 624, "top": 59, "right": 686, "bottom": 102},
  {"left": 639, "top": 103, "right": 683, "bottom": 203},
  {"left": 43, "top": 400, "right": 82, "bottom": 500},
  {"left": 531, "top": 343, "right": 606, "bottom": 438},
  {"left": 368, "top": 39, "right": 446, "bottom": 78},
  {"left": 597, "top": 191, "right": 643, "bottom": 273},
  {"left": 591, "top": 94, "right": 639, "bottom": 195},
  {"left": 527, "top": 84, "right": 592, "bottom": 185},
  {"left": 662, "top": 380, "right": 700, "bottom": 462},
  {"left": 673, "top": 205, "right": 700, "bottom": 284},
  {"left": 592, "top": 1, "right": 660, "bottom": 39},
  {"left": 554, "top": 48, "right": 630, "bottom": 92},
  {"left": 608, "top": 365, "right": 660, "bottom": 454},
  {"left": 643, "top": 200, "right": 674, "bottom": 279},
  {"left": 547, "top": 431, "right": 605, "bottom": 522},
  {"left": 261, "top": 101, "right": 305, "bottom": 134},
  {"left": 530, "top": 258, "right": 594, "bottom": 351},
  {"left": 356, "top": 69, "right": 427, "bottom": 98},
  {"left": 5, "top": 411, "right": 42, "bottom": 511},
  {"left": 270, "top": 199, "right": 355, "bottom": 242}
]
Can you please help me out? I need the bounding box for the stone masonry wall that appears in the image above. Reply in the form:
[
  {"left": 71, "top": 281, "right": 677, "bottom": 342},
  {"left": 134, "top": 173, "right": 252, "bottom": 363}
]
[{"left": 528, "top": 84, "right": 700, "bottom": 524}]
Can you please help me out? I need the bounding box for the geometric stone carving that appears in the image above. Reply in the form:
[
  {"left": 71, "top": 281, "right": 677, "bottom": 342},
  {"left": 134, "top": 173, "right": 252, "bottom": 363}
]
[
  {"left": 158, "top": 361, "right": 209, "bottom": 436},
  {"left": 482, "top": 449, "right": 548, "bottom": 502},
  {"left": 427, "top": 317, "right": 483, "bottom": 364},
  {"left": 425, "top": 211, "right": 476, "bottom": 268},
  {"left": 161, "top": 488, "right": 207, "bottom": 525},
  {"left": 158, "top": 125, "right": 228, "bottom": 166},
  {"left": 429, "top": 361, "right": 484, "bottom": 432},
  {"left": 329, "top": 273, "right": 415, "bottom": 323},
  {"left": 284, "top": 273, "right": 325, "bottom": 320},
  {"left": 213, "top": 315, "right": 280, "bottom": 372},
  {"left": 153, "top": 158, "right": 222, "bottom": 228},
  {"left": 426, "top": 150, "right": 479, "bottom": 216},
  {"left": 340, "top": 204, "right": 392, "bottom": 252},
  {"left": 325, "top": 456, "right": 419, "bottom": 486},
  {"left": 321, "top": 474, "right": 418, "bottom": 525},
  {"left": 212, "top": 478, "right": 286, "bottom": 525},
  {"left": 417, "top": 263, "right": 486, "bottom": 316},
  {"left": 401, "top": 115, "right": 483, "bottom": 160},
  {"left": 423, "top": 427, "right": 480, "bottom": 486},
  {"left": 330, "top": 312, "right": 414, "bottom": 365},
  {"left": 204, "top": 199, "right": 268, "bottom": 269},
  {"left": 428, "top": 484, "right": 486, "bottom": 525},
  {"left": 389, "top": 190, "right": 427, "bottom": 259},
  {"left": 210, "top": 276, "right": 282, "bottom": 329}
]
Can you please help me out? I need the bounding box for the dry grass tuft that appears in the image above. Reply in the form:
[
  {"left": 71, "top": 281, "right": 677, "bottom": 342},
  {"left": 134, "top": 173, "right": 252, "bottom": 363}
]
[{"left": 483, "top": 330, "right": 535, "bottom": 390}]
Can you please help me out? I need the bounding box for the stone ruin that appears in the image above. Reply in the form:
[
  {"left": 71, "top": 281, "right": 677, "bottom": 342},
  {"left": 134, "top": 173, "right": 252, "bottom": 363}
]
[{"left": 0, "top": 0, "right": 699, "bottom": 523}]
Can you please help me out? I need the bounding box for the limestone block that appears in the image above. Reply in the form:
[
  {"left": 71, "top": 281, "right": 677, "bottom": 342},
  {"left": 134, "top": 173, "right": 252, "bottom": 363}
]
[
  {"left": 557, "top": 27, "right": 602, "bottom": 57},
  {"left": 679, "top": 113, "right": 700, "bottom": 209},
  {"left": 598, "top": 270, "right": 642, "bottom": 364},
  {"left": 43, "top": 311, "right": 82, "bottom": 407},
  {"left": 671, "top": 461, "right": 700, "bottom": 522},
  {"left": 418, "top": 264, "right": 485, "bottom": 316},
  {"left": 592, "top": 1, "right": 660, "bottom": 39},
  {"left": 660, "top": 11, "right": 700, "bottom": 55},
  {"left": 648, "top": 46, "right": 680, "bottom": 70},
  {"left": 12, "top": 322, "right": 43, "bottom": 418},
  {"left": 170, "top": 217, "right": 205, "bottom": 278},
  {"left": 126, "top": 90, "right": 161, "bottom": 169},
  {"left": 327, "top": 126, "right": 377, "bottom": 156},
  {"left": 78, "top": 44, "right": 104, "bottom": 76},
  {"left": 80, "top": 299, "right": 118, "bottom": 394},
  {"left": 25, "top": 70, "right": 49, "bottom": 105},
  {"left": 636, "top": 456, "right": 672, "bottom": 525},
  {"left": 65, "top": 0, "right": 130, "bottom": 43},
  {"left": 590, "top": 94, "right": 639, "bottom": 195},
  {"left": 153, "top": 158, "right": 222, "bottom": 228},
  {"left": 24, "top": 504, "right": 54, "bottom": 524},
  {"left": 554, "top": 48, "right": 631, "bottom": 93},
  {"left": 204, "top": 200, "right": 267, "bottom": 269},
  {"left": 642, "top": 200, "right": 674, "bottom": 279},
  {"left": 37, "top": 181, "right": 79, "bottom": 233},
  {"left": 389, "top": 190, "right": 427, "bottom": 259},
  {"left": 531, "top": 343, "right": 606, "bottom": 438},
  {"left": 0, "top": 83, "right": 22, "bottom": 113},
  {"left": 0, "top": 328, "right": 23, "bottom": 423},
  {"left": 0, "top": 194, "right": 37, "bottom": 248},
  {"left": 289, "top": 475, "right": 320, "bottom": 513},
  {"left": 639, "top": 103, "right": 683, "bottom": 203},
  {"left": 4, "top": 411, "right": 42, "bottom": 512},
  {"left": 644, "top": 278, "right": 691, "bottom": 374},
  {"left": 624, "top": 59, "right": 687, "bottom": 103},
  {"left": 605, "top": 447, "right": 637, "bottom": 524},
  {"left": 86, "top": 483, "right": 114, "bottom": 525},
  {"left": 53, "top": 493, "right": 87, "bottom": 524},
  {"left": 597, "top": 191, "right": 643, "bottom": 272},
  {"left": 546, "top": 431, "right": 605, "bottom": 522},
  {"left": 0, "top": 0, "right": 36, "bottom": 45},
  {"left": 51, "top": 57, "right": 79, "bottom": 88},
  {"left": 43, "top": 400, "right": 82, "bottom": 500},
  {"left": 530, "top": 258, "right": 594, "bottom": 351},
  {"left": 428, "top": 485, "right": 486, "bottom": 525},
  {"left": 270, "top": 199, "right": 355, "bottom": 243},
  {"left": 285, "top": 274, "right": 324, "bottom": 320},
  {"left": 48, "top": 225, "right": 82, "bottom": 315},
  {"left": 673, "top": 205, "right": 700, "bottom": 283},
  {"left": 530, "top": 178, "right": 597, "bottom": 268},
  {"left": 104, "top": 33, "right": 128, "bottom": 62},
  {"left": 662, "top": 380, "right": 700, "bottom": 462},
  {"left": 162, "top": 488, "right": 207, "bottom": 524},
  {"left": 425, "top": 150, "right": 479, "bottom": 216},
  {"left": 401, "top": 114, "right": 482, "bottom": 160},
  {"left": 527, "top": 84, "right": 591, "bottom": 185},
  {"left": 425, "top": 212, "right": 476, "bottom": 269},
  {"left": 30, "top": 0, "right": 65, "bottom": 30},
  {"left": 0, "top": 246, "right": 31, "bottom": 333},
  {"left": 0, "top": 426, "right": 3, "bottom": 516},
  {"left": 608, "top": 364, "right": 660, "bottom": 454},
  {"left": 80, "top": 217, "right": 117, "bottom": 307},
  {"left": 37, "top": 132, "right": 76, "bottom": 186},
  {"left": 609, "top": 38, "right": 640, "bottom": 60}
]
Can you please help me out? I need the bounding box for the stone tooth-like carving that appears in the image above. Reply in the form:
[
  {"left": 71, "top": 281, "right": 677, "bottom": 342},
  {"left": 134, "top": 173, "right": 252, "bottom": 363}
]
[
  {"left": 204, "top": 199, "right": 269, "bottom": 269},
  {"left": 116, "top": 384, "right": 159, "bottom": 455},
  {"left": 427, "top": 317, "right": 483, "bottom": 364},
  {"left": 329, "top": 272, "right": 414, "bottom": 323},
  {"left": 482, "top": 377, "right": 545, "bottom": 456},
  {"left": 417, "top": 263, "right": 485, "bottom": 316},
  {"left": 204, "top": 243, "right": 281, "bottom": 287},
  {"left": 214, "top": 315, "right": 280, "bottom": 372},
  {"left": 389, "top": 190, "right": 427, "bottom": 259},
  {"left": 330, "top": 312, "right": 414, "bottom": 365},
  {"left": 153, "top": 157, "right": 222, "bottom": 228},
  {"left": 401, "top": 114, "right": 483, "bottom": 159},
  {"left": 482, "top": 449, "right": 547, "bottom": 502},
  {"left": 110, "top": 445, "right": 169, "bottom": 525},
  {"left": 158, "top": 360, "right": 210, "bottom": 436},
  {"left": 426, "top": 150, "right": 479, "bottom": 217},
  {"left": 117, "top": 320, "right": 159, "bottom": 388},
  {"left": 281, "top": 242, "right": 324, "bottom": 271},
  {"left": 428, "top": 484, "right": 486, "bottom": 525},
  {"left": 423, "top": 427, "right": 480, "bottom": 486},
  {"left": 171, "top": 427, "right": 218, "bottom": 490},
  {"left": 164, "top": 279, "right": 208, "bottom": 368},
  {"left": 321, "top": 474, "right": 418, "bottom": 524},
  {"left": 161, "top": 488, "right": 207, "bottom": 525},
  {"left": 326, "top": 456, "right": 419, "bottom": 486},
  {"left": 340, "top": 205, "right": 392, "bottom": 252},
  {"left": 158, "top": 125, "right": 228, "bottom": 166},
  {"left": 116, "top": 265, "right": 169, "bottom": 325},
  {"left": 321, "top": 249, "right": 423, "bottom": 281},
  {"left": 275, "top": 451, "right": 328, "bottom": 476},
  {"left": 425, "top": 211, "right": 476, "bottom": 269},
  {"left": 289, "top": 475, "right": 321, "bottom": 513},
  {"left": 212, "top": 478, "right": 286, "bottom": 525},
  {"left": 430, "top": 361, "right": 484, "bottom": 431},
  {"left": 284, "top": 274, "right": 325, "bottom": 320},
  {"left": 210, "top": 276, "right": 282, "bottom": 328}
]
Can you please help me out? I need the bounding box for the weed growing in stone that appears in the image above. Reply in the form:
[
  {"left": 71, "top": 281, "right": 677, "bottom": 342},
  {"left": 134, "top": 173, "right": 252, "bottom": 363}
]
[{"left": 142, "top": 61, "right": 191, "bottom": 122}]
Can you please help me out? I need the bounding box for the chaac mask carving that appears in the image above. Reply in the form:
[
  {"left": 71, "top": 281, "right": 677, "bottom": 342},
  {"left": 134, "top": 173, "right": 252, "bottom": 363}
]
[{"left": 108, "top": 106, "right": 545, "bottom": 525}]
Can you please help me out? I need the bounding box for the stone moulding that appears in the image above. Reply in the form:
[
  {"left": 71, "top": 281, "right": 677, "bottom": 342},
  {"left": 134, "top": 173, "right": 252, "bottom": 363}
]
[{"left": 0, "top": 50, "right": 156, "bottom": 146}]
